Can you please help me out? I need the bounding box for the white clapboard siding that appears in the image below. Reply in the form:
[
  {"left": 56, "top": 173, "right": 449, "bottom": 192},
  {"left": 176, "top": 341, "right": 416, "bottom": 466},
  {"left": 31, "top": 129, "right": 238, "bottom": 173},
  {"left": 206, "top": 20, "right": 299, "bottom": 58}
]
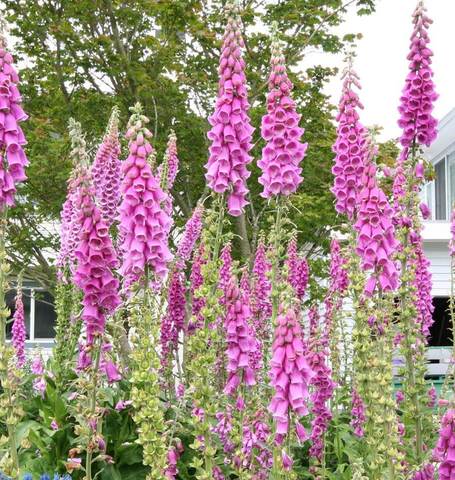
[{"left": 422, "top": 238, "right": 451, "bottom": 297}]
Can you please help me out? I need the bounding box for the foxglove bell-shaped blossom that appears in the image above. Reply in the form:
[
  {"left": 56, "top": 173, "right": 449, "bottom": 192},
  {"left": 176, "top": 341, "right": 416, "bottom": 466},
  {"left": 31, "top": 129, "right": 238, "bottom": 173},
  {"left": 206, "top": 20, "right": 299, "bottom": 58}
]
[
  {"left": 269, "top": 307, "right": 313, "bottom": 444},
  {"left": 74, "top": 176, "right": 121, "bottom": 345},
  {"left": 251, "top": 240, "right": 272, "bottom": 342},
  {"left": 350, "top": 389, "right": 366, "bottom": 437},
  {"left": 331, "top": 66, "right": 368, "bottom": 218},
  {"left": 354, "top": 156, "right": 399, "bottom": 296},
  {"left": 176, "top": 205, "right": 203, "bottom": 269},
  {"left": 12, "top": 286, "right": 26, "bottom": 367},
  {"left": 160, "top": 270, "right": 186, "bottom": 367},
  {"left": 397, "top": 1, "right": 437, "bottom": 150},
  {"left": 223, "top": 277, "right": 257, "bottom": 396},
  {"left": 204, "top": 2, "right": 254, "bottom": 216},
  {"left": 433, "top": 409, "right": 455, "bottom": 479},
  {"left": 286, "top": 237, "right": 309, "bottom": 300},
  {"left": 118, "top": 104, "right": 173, "bottom": 283},
  {"left": 258, "top": 33, "right": 306, "bottom": 198},
  {"left": 412, "top": 464, "right": 435, "bottom": 480},
  {"left": 91, "top": 107, "right": 121, "bottom": 227},
  {"left": 0, "top": 36, "right": 29, "bottom": 209}
]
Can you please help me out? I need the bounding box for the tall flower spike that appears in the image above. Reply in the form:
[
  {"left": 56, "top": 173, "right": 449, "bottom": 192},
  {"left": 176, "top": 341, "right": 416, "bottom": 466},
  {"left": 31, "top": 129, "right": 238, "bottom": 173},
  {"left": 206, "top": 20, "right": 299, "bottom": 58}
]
[
  {"left": 433, "top": 409, "right": 455, "bottom": 480},
  {"left": 11, "top": 279, "right": 26, "bottom": 367},
  {"left": 331, "top": 61, "right": 368, "bottom": 219},
  {"left": 397, "top": 0, "right": 437, "bottom": 151},
  {"left": 269, "top": 306, "right": 313, "bottom": 445},
  {"left": 258, "top": 24, "right": 306, "bottom": 198},
  {"left": 354, "top": 139, "right": 399, "bottom": 296},
  {"left": 188, "top": 244, "right": 206, "bottom": 332},
  {"left": 0, "top": 31, "right": 29, "bottom": 209},
  {"left": 91, "top": 106, "right": 121, "bottom": 228},
  {"left": 204, "top": 1, "right": 254, "bottom": 216},
  {"left": 159, "top": 129, "right": 179, "bottom": 192},
  {"left": 71, "top": 120, "right": 121, "bottom": 345},
  {"left": 175, "top": 205, "right": 203, "bottom": 269},
  {"left": 286, "top": 236, "right": 309, "bottom": 300},
  {"left": 118, "top": 103, "right": 173, "bottom": 284},
  {"left": 223, "top": 276, "right": 256, "bottom": 396}
]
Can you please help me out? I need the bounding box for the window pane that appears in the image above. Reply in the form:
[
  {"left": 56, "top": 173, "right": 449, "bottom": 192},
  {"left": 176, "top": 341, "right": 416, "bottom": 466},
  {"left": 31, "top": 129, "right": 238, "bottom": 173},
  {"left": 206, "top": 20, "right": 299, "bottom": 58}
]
[
  {"left": 6, "top": 289, "right": 31, "bottom": 340},
  {"left": 449, "top": 152, "right": 455, "bottom": 211},
  {"left": 34, "top": 291, "right": 56, "bottom": 339},
  {"left": 435, "top": 159, "right": 446, "bottom": 220}
]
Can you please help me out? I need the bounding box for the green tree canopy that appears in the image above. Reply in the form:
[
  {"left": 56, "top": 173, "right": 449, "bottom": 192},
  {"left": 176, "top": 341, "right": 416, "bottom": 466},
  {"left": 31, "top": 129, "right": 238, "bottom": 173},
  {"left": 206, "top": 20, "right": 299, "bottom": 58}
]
[{"left": 3, "top": 0, "right": 376, "bottom": 289}]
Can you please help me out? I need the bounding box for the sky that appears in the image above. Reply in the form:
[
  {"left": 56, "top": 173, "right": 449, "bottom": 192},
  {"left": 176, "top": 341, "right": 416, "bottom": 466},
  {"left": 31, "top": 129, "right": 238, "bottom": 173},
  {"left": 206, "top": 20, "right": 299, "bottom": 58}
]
[{"left": 304, "top": 0, "right": 455, "bottom": 140}]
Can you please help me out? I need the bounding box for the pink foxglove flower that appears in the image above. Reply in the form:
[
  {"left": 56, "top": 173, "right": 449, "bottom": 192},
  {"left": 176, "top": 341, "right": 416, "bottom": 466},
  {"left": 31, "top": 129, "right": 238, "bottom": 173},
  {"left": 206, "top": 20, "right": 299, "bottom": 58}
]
[
  {"left": 224, "top": 277, "right": 257, "bottom": 396},
  {"left": 159, "top": 130, "right": 179, "bottom": 192},
  {"left": 0, "top": 36, "right": 29, "bottom": 209},
  {"left": 219, "top": 243, "right": 233, "bottom": 303},
  {"left": 433, "top": 409, "right": 455, "bottom": 479},
  {"left": 12, "top": 285, "right": 26, "bottom": 367},
  {"left": 258, "top": 32, "right": 306, "bottom": 198},
  {"left": 331, "top": 65, "right": 368, "bottom": 218},
  {"left": 188, "top": 244, "right": 206, "bottom": 332},
  {"left": 354, "top": 157, "right": 399, "bottom": 296},
  {"left": 160, "top": 270, "right": 186, "bottom": 367},
  {"left": 118, "top": 104, "right": 173, "bottom": 284},
  {"left": 251, "top": 240, "right": 272, "bottom": 342},
  {"left": 204, "top": 3, "right": 254, "bottom": 216},
  {"left": 91, "top": 107, "right": 121, "bottom": 227},
  {"left": 397, "top": 1, "right": 437, "bottom": 150},
  {"left": 350, "top": 388, "right": 366, "bottom": 437},
  {"left": 412, "top": 464, "right": 435, "bottom": 480},
  {"left": 286, "top": 237, "right": 309, "bottom": 300},
  {"left": 74, "top": 174, "right": 121, "bottom": 346},
  {"left": 176, "top": 205, "right": 203, "bottom": 269},
  {"left": 269, "top": 306, "right": 313, "bottom": 445}
]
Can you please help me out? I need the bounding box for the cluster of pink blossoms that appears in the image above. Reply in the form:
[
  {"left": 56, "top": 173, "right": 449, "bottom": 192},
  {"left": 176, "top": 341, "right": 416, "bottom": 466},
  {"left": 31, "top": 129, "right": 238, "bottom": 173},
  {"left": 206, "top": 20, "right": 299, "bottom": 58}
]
[
  {"left": 354, "top": 160, "right": 399, "bottom": 296},
  {"left": 350, "top": 388, "right": 366, "bottom": 437},
  {"left": 412, "top": 464, "right": 435, "bottom": 480},
  {"left": 308, "top": 348, "right": 335, "bottom": 461},
  {"left": 188, "top": 245, "right": 206, "bottom": 332},
  {"left": 0, "top": 38, "right": 29, "bottom": 209},
  {"left": 91, "top": 107, "right": 121, "bottom": 227},
  {"left": 286, "top": 237, "right": 309, "bottom": 300},
  {"left": 434, "top": 409, "right": 455, "bottom": 479},
  {"left": 269, "top": 307, "right": 313, "bottom": 444},
  {"left": 175, "top": 205, "right": 203, "bottom": 269},
  {"left": 159, "top": 130, "right": 180, "bottom": 218},
  {"left": 224, "top": 278, "right": 257, "bottom": 396},
  {"left": 331, "top": 67, "right": 367, "bottom": 218},
  {"left": 119, "top": 105, "right": 172, "bottom": 284},
  {"left": 397, "top": 1, "right": 437, "bottom": 149},
  {"left": 258, "top": 35, "right": 306, "bottom": 198},
  {"left": 251, "top": 240, "right": 272, "bottom": 342},
  {"left": 204, "top": 3, "right": 253, "bottom": 216},
  {"left": 12, "top": 286, "right": 26, "bottom": 367},
  {"left": 74, "top": 177, "right": 121, "bottom": 346},
  {"left": 160, "top": 270, "right": 186, "bottom": 367}
]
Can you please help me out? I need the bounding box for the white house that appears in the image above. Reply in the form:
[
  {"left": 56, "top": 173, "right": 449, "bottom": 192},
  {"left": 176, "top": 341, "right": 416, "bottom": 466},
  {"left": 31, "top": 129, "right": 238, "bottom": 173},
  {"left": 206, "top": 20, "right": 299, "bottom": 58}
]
[{"left": 421, "top": 107, "right": 455, "bottom": 351}]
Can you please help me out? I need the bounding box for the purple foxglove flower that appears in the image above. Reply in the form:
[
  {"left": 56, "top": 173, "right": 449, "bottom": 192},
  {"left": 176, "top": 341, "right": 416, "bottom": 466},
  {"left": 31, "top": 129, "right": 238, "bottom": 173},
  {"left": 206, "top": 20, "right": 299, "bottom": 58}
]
[
  {"left": 91, "top": 107, "right": 121, "bottom": 228},
  {"left": 0, "top": 38, "right": 29, "bottom": 209},
  {"left": 50, "top": 419, "right": 59, "bottom": 431},
  {"left": 73, "top": 174, "right": 121, "bottom": 346},
  {"left": 269, "top": 307, "right": 313, "bottom": 443},
  {"left": 103, "top": 360, "right": 121, "bottom": 383},
  {"left": 223, "top": 277, "right": 257, "bottom": 396},
  {"left": 433, "top": 409, "right": 455, "bottom": 479},
  {"left": 251, "top": 240, "right": 272, "bottom": 343},
  {"left": 281, "top": 450, "right": 293, "bottom": 471},
  {"left": 160, "top": 270, "right": 186, "bottom": 367},
  {"left": 331, "top": 65, "right": 368, "bottom": 219},
  {"left": 12, "top": 286, "right": 26, "bottom": 367},
  {"left": 420, "top": 202, "right": 431, "bottom": 219},
  {"left": 354, "top": 155, "right": 399, "bottom": 296},
  {"left": 219, "top": 243, "right": 233, "bottom": 304},
  {"left": 350, "top": 388, "right": 366, "bottom": 437},
  {"left": 175, "top": 205, "right": 203, "bottom": 269},
  {"left": 159, "top": 129, "right": 179, "bottom": 192},
  {"left": 204, "top": 3, "right": 253, "bottom": 216},
  {"left": 412, "top": 464, "right": 435, "bottom": 480},
  {"left": 115, "top": 400, "right": 133, "bottom": 411},
  {"left": 397, "top": 2, "right": 438, "bottom": 151},
  {"left": 118, "top": 104, "right": 173, "bottom": 285},
  {"left": 286, "top": 237, "right": 309, "bottom": 300},
  {"left": 188, "top": 244, "right": 206, "bottom": 332},
  {"left": 258, "top": 32, "right": 306, "bottom": 198},
  {"left": 31, "top": 355, "right": 44, "bottom": 375}
]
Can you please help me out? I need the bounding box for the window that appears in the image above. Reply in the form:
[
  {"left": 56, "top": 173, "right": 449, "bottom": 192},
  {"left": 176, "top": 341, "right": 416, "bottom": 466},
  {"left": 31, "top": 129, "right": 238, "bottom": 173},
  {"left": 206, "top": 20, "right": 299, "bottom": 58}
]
[
  {"left": 6, "top": 285, "right": 56, "bottom": 343},
  {"left": 435, "top": 158, "right": 447, "bottom": 220},
  {"left": 428, "top": 297, "right": 452, "bottom": 346}
]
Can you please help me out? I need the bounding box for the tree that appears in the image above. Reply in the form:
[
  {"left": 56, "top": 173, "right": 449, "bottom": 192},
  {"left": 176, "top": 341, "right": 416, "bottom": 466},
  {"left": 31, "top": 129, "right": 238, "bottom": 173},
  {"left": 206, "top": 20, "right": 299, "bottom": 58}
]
[{"left": 3, "top": 0, "right": 376, "bottom": 290}]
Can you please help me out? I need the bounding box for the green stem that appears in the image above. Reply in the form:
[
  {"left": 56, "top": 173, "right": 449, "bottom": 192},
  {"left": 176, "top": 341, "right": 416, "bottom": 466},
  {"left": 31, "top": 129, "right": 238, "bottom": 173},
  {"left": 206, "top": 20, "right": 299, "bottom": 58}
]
[
  {"left": 270, "top": 198, "right": 283, "bottom": 327},
  {"left": 85, "top": 336, "right": 102, "bottom": 480}
]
